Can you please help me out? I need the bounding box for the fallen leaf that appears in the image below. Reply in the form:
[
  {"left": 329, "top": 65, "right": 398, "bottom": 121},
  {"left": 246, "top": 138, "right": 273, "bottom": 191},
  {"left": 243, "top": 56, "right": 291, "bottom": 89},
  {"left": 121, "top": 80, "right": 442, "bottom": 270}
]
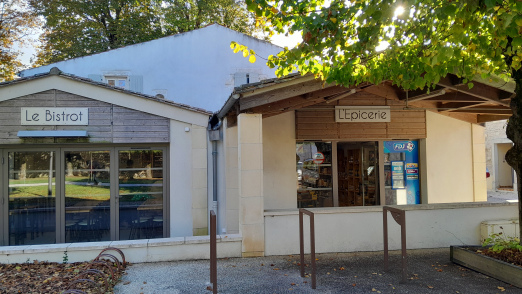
[
  {"left": 372, "top": 288, "right": 377, "bottom": 292},
  {"left": 206, "top": 286, "right": 212, "bottom": 291},
  {"left": 143, "top": 281, "right": 147, "bottom": 284},
  {"left": 291, "top": 283, "right": 296, "bottom": 286},
  {"left": 352, "top": 283, "right": 356, "bottom": 287},
  {"left": 427, "top": 285, "right": 434, "bottom": 289},
  {"left": 498, "top": 286, "right": 506, "bottom": 292},
  {"left": 437, "top": 269, "right": 443, "bottom": 272}
]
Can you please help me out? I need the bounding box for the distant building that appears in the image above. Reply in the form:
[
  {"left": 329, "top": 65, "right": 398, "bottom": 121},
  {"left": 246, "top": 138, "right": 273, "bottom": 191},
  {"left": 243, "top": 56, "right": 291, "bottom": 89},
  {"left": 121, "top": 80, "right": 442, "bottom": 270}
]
[
  {"left": 485, "top": 120, "right": 517, "bottom": 192},
  {"left": 19, "top": 24, "right": 282, "bottom": 112}
]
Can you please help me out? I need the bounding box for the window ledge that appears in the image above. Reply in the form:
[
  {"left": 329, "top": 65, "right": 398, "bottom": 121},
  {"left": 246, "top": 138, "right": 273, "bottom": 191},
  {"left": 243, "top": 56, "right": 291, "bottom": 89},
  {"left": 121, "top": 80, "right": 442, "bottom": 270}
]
[
  {"left": 264, "top": 202, "right": 517, "bottom": 217},
  {"left": 0, "top": 234, "right": 242, "bottom": 255}
]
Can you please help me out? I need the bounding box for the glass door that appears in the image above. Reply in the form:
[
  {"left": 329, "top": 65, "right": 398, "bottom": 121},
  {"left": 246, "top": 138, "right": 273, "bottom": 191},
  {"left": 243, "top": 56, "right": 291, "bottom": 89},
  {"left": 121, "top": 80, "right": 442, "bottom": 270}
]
[
  {"left": 361, "top": 142, "right": 379, "bottom": 206},
  {"left": 118, "top": 149, "right": 164, "bottom": 240},
  {"left": 337, "top": 142, "right": 379, "bottom": 207},
  {"left": 8, "top": 151, "right": 56, "bottom": 245},
  {"left": 64, "top": 151, "right": 111, "bottom": 242}
]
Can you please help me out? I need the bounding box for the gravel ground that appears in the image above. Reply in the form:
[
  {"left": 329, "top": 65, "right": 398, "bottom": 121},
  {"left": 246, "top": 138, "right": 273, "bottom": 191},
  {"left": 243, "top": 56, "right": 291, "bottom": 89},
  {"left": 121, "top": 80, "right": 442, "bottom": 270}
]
[
  {"left": 114, "top": 248, "right": 520, "bottom": 294},
  {"left": 115, "top": 191, "right": 519, "bottom": 294}
]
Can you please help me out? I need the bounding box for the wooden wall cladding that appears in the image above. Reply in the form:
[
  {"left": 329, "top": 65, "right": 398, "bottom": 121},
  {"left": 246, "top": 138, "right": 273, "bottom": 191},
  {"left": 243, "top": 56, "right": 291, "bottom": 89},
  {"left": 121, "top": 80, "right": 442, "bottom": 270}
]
[
  {"left": 0, "top": 90, "right": 169, "bottom": 144},
  {"left": 295, "top": 94, "right": 426, "bottom": 140}
]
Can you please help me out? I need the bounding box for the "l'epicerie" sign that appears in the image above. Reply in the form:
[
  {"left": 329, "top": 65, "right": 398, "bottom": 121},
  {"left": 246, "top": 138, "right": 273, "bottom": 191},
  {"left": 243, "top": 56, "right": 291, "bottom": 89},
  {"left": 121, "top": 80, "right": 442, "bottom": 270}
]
[
  {"left": 21, "top": 108, "right": 89, "bottom": 125},
  {"left": 335, "top": 106, "right": 390, "bottom": 123}
]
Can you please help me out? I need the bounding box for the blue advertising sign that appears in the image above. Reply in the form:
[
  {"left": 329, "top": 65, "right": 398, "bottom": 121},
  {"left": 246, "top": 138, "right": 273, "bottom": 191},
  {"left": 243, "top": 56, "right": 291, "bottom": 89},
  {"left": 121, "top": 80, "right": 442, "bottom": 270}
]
[{"left": 384, "top": 140, "right": 420, "bottom": 204}]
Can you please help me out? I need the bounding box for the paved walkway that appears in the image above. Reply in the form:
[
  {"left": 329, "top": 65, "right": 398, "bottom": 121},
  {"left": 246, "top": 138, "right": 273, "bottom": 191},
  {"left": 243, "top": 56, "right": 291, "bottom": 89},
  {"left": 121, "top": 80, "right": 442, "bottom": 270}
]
[
  {"left": 487, "top": 190, "right": 518, "bottom": 203},
  {"left": 114, "top": 248, "right": 521, "bottom": 293}
]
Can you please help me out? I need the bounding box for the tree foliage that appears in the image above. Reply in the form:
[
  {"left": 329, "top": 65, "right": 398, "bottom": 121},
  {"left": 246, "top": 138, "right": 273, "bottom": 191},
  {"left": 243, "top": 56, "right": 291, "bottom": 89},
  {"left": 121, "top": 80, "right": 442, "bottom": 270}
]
[
  {"left": 163, "top": 0, "right": 259, "bottom": 36},
  {"left": 245, "top": 0, "right": 522, "bottom": 242},
  {"left": 0, "top": 0, "right": 40, "bottom": 81},
  {"left": 31, "top": 0, "right": 261, "bottom": 65}
]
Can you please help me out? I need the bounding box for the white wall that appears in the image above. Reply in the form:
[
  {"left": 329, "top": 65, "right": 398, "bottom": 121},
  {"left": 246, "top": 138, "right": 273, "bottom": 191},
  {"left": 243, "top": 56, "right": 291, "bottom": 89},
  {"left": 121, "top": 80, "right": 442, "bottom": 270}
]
[
  {"left": 224, "top": 121, "right": 239, "bottom": 234},
  {"left": 264, "top": 203, "right": 518, "bottom": 255},
  {"left": 19, "top": 25, "right": 281, "bottom": 112},
  {"left": 169, "top": 120, "right": 194, "bottom": 237},
  {"left": 263, "top": 112, "right": 297, "bottom": 210},
  {"left": 425, "top": 111, "right": 474, "bottom": 203}
]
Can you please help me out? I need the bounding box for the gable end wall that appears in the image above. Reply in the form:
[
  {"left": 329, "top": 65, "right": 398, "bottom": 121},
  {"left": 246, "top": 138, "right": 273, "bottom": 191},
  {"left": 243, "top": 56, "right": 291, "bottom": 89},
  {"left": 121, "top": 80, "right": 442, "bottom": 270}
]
[{"left": 0, "top": 90, "right": 169, "bottom": 144}]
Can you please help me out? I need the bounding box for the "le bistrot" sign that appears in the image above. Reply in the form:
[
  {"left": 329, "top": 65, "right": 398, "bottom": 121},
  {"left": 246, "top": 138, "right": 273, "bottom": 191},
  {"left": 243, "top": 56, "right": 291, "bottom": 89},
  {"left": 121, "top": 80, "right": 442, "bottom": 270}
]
[
  {"left": 21, "top": 108, "right": 89, "bottom": 125},
  {"left": 335, "top": 106, "right": 390, "bottom": 123}
]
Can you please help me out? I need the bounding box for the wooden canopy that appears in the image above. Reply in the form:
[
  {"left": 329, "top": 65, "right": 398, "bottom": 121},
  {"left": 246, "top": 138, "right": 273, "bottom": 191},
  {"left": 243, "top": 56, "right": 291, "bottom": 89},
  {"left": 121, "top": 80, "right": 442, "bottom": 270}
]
[{"left": 225, "top": 73, "right": 514, "bottom": 124}]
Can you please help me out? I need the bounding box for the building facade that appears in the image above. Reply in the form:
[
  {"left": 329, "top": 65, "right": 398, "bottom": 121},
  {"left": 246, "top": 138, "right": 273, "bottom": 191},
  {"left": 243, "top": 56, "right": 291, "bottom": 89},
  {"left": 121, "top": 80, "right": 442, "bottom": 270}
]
[
  {"left": 0, "top": 70, "right": 210, "bottom": 246},
  {"left": 18, "top": 24, "right": 282, "bottom": 112}
]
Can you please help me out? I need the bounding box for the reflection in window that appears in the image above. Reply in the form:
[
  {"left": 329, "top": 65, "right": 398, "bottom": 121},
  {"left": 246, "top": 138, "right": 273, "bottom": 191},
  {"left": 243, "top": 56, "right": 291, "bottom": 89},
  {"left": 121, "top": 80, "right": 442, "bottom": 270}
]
[
  {"left": 118, "top": 150, "right": 164, "bottom": 240},
  {"left": 8, "top": 151, "right": 56, "bottom": 245},
  {"left": 64, "top": 151, "right": 111, "bottom": 243}
]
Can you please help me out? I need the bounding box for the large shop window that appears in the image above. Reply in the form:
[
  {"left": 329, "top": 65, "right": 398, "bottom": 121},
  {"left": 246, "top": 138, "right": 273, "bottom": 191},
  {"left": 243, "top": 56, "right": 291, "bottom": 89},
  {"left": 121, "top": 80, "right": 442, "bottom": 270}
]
[
  {"left": 2, "top": 148, "right": 166, "bottom": 246},
  {"left": 297, "top": 142, "right": 333, "bottom": 208},
  {"left": 9, "top": 151, "right": 56, "bottom": 245},
  {"left": 118, "top": 150, "right": 164, "bottom": 240}
]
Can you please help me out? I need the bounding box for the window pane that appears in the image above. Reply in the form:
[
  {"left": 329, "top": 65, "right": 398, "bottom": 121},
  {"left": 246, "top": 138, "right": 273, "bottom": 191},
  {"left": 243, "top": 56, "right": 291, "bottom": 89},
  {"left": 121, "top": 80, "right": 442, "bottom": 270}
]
[
  {"left": 9, "top": 151, "right": 56, "bottom": 245},
  {"left": 65, "top": 151, "right": 111, "bottom": 243},
  {"left": 119, "top": 150, "right": 163, "bottom": 240},
  {"left": 117, "top": 80, "right": 126, "bottom": 88},
  {"left": 296, "top": 142, "right": 333, "bottom": 208},
  {"left": 108, "top": 80, "right": 115, "bottom": 86}
]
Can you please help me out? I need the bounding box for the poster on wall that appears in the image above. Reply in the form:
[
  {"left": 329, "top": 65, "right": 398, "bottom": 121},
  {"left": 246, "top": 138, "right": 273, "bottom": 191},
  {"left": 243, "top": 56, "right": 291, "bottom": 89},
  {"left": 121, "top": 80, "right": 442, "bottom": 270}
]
[
  {"left": 391, "top": 161, "right": 405, "bottom": 189},
  {"left": 384, "top": 140, "right": 420, "bottom": 204}
]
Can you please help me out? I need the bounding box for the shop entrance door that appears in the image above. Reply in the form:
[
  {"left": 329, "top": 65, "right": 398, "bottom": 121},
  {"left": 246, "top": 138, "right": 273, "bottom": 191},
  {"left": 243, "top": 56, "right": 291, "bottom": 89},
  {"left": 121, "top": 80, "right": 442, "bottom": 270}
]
[
  {"left": 337, "top": 142, "right": 379, "bottom": 206},
  {"left": 64, "top": 150, "right": 111, "bottom": 243}
]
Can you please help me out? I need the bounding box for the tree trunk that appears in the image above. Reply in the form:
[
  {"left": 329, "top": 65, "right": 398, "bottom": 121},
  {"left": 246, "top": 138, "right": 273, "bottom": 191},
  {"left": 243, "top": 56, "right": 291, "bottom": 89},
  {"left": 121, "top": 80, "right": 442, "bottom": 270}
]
[{"left": 504, "top": 69, "right": 522, "bottom": 245}]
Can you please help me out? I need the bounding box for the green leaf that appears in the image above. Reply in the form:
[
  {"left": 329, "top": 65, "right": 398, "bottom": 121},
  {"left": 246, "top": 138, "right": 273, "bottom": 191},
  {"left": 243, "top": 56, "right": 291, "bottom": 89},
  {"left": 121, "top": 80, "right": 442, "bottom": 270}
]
[
  {"left": 484, "top": 0, "right": 497, "bottom": 8},
  {"left": 512, "top": 37, "right": 522, "bottom": 48},
  {"left": 443, "top": 4, "right": 457, "bottom": 16},
  {"left": 467, "top": 82, "right": 474, "bottom": 89}
]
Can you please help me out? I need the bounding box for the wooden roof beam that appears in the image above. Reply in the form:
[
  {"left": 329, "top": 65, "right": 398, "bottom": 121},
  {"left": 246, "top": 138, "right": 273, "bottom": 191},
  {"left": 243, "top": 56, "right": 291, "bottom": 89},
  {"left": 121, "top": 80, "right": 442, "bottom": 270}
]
[
  {"left": 240, "top": 79, "right": 331, "bottom": 111},
  {"left": 437, "top": 75, "right": 512, "bottom": 107},
  {"left": 450, "top": 105, "right": 512, "bottom": 115},
  {"left": 360, "top": 83, "right": 400, "bottom": 100},
  {"left": 477, "top": 114, "right": 512, "bottom": 123},
  {"left": 437, "top": 101, "right": 489, "bottom": 112},
  {"left": 245, "top": 86, "right": 348, "bottom": 114},
  {"left": 405, "top": 89, "right": 447, "bottom": 102},
  {"left": 421, "top": 92, "right": 486, "bottom": 103}
]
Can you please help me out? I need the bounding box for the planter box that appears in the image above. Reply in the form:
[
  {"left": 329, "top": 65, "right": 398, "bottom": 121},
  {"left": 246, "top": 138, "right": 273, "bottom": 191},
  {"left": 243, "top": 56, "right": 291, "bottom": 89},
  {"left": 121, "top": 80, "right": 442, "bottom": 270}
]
[{"left": 450, "top": 246, "right": 522, "bottom": 288}]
